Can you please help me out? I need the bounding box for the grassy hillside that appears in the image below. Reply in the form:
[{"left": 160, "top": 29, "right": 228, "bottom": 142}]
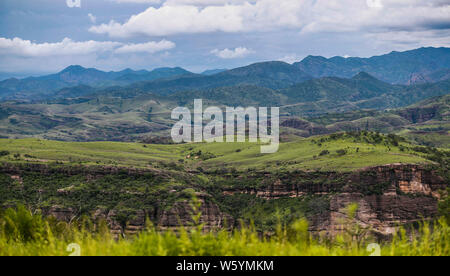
[{"left": 0, "top": 132, "right": 434, "bottom": 172}]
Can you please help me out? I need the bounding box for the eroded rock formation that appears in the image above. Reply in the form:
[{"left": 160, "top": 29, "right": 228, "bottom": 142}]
[
  {"left": 1, "top": 163, "right": 447, "bottom": 238},
  {"left": 222, "top": 164, "right": 447, "bottom": 237}
]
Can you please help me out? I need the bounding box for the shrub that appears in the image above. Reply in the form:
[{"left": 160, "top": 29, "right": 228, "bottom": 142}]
[
  {"left": 0, "top": 205, "right": 48, "bottom": 243},
  {"left": 438, "top": 188, "right": 450, "bottom": 224},
  {"left": 319, "top": 150, "right": 330, "bottom": 156},
  {"left": 0, "top": 205, "right": 448, "bottom": 256},
  {"left": 0, "top": 151, "right": 9, "bottom": 157}
]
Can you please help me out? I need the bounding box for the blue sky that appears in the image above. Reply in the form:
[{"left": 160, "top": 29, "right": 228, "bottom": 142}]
[{"left": 0, "top": 0, "right": 449, "bottom": 77}]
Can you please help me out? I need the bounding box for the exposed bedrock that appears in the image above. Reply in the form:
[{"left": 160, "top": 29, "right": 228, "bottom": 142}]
[{"left": 222, "top": 164, "right": 447, "bottom": 236}]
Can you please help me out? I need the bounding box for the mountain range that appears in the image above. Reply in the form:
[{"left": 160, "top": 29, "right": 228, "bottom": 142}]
[
  {"left": 294, "top": 47, "right": 450, "bottom": 84},
  {"left": 1, "top": 47, "right": 450, "bottom": 101},
  {"left": 0, "top": 69, "right": 449, "bottom": 144},
  {"left": 0, "top": 66, "right": 192, "bottom": 100},
  {"left": 0, "top": 47, "right": 449, "bottom": 146}
]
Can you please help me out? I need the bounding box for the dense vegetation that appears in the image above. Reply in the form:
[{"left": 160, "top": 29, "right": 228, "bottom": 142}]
[
  {"left": 0, "top": 204, "right": 448, "bottom": 256},
  {"left": 0, "top": 132, "right": 434, "bottom": 172},
  {"left": 0, "top": 132, "right": 448, "bottom": 237}
]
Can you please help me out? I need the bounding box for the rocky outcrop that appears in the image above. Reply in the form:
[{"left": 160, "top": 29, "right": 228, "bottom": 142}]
[
  {"left": 40, "top": 194, "right": 232, "bottom": 237},
  {"left": 1, "top": 163, "right": 447, "bottom": 238},
  {"left": 222, "top": 164, "right": 447, "bottom": 237},
  {"left": 326, "top": 193, "right": 438, "bottom": 237},
  {"left": 281, "top": 118, "right": 328, "bottom": 136},
  {"left": 158, "top": 194, "right": 234, "bottom": 232},
  {"left": 395, "top": 107, "right": 439, "bottom": 123}
]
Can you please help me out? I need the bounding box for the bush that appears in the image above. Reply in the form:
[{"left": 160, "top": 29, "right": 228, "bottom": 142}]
[
  {"left": 319, "top": 150, "right": 330, "bottom": 156},
  {"left": 0, "top": 151, "right": 9, "bottom": 157},
  {"left": 438, "top": 188, "right": 450, "bottom": 224},
  {"left": 0, "top": 205, "right": 48, "bottom": 243},
  {"left": 0, "top": 206, "right": 448, "bottom": 256},
  {"left": 336, "top": 149, "right": 347, "bottom": 156}
]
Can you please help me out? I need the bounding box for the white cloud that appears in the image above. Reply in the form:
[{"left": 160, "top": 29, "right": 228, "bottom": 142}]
[
  {"left": 211, "top": 47, "right": 252, "bottom": 59},
  {"left": 0, "top": 37, "right": 175, "bottom": 57},
  {"left": 278, "top": 54, "right": 304, "bottom": 64},
  {"left": 66, "top": 0, "right": 81, "bottom": 8},
  {"left": 366, "top": 0, "right": 383, "bottom": 9},
  {"left": 88, "top": 13, "right": 97, "bottom": 24},
  {"left": 89, "top": 4, "right": 247, "bottom": 37},
  {"left": 365, "top": 29, "right": 450, "bottom": 50},
  {"left": 0, "top": 37, "right": 120, "bottom": 57},
  {"left": 89, "top": 0, "right": 307, "bottom": 37},
  {"left": 115, "top": 40, "right": 175, "bottom": 54},
  {"left": 89, "top": 0, "right": 450, "bottom": 50}
]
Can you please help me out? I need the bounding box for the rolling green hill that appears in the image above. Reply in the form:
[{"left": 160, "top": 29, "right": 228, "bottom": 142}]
[
  {"left": 0, "top": 74, "right": 448, "bottom": 145},
  {"left": 0, "top": 132, "right": 435, "bottom": 172}
]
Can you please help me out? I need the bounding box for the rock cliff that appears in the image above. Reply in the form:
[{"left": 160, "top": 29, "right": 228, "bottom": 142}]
[
  {"left": 0, "top": 163, "right": 447, "bottom": 237},
  {"left": 222, "top": 164, "right": 447, "bottom": 237}
]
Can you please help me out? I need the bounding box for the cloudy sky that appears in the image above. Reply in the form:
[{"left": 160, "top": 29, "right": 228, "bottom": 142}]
[{"left": 0, "top": 0, "right": 449, "bottom": 77}]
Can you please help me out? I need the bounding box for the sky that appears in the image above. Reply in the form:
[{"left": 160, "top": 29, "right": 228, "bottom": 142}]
[{"left": 0, "top": 0, "right": 449, "bottom": 77}]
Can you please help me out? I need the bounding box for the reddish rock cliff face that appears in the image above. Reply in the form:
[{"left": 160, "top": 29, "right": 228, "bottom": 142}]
[
  {"left": 223, "top": 164, "right": 447, "bottom": 236},
  {"left": 2, "top": 163, "right": 447, "bottom": 237},
  {"left": 41, "top": 195, "right": 232, "bottom": 237},
  {"left": 158, "top": 194, "right": 234, "bottom": 232},
  {"left": 395, "top": 107, "right": 439, "bottom": 123}
]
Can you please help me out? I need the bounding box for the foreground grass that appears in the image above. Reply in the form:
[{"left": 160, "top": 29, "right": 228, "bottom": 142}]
[{"left": 0, "top": 206, "right": 448, "bottom": 256}]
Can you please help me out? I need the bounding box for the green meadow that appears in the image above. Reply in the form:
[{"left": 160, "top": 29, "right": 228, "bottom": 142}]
[{"left": 0, "top": 132, "right": 433, "bottom": 172}]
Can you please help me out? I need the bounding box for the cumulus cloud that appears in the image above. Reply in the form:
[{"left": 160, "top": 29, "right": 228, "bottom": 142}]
[
  {"left": 211, "top": 47, "right": 252, "bottom": 59},
  {"left": 115, "top": 40, "right": 175, "bottom": 54},
  {"left": 366, "top": 0, "right": 383, "bottom": 9},
  {"left": 0, "top": 37, "right": 175, "bottom": 57},
  {"left": 66, "top": 0, "right": 81, "bottom": 8},
  {"left": 278, "top": 54, "right": 304, "bottom": 64},
  {"left": 89, "top": 0, "right": 450, "bottom": 50}
]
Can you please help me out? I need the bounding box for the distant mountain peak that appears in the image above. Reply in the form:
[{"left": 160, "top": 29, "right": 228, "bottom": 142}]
[
  {"left": 352, "top": 72, "right": 376, "bottom": 80},
  {"left": 294, "top": 47, "right": 450, "bottom": 84},
  {"left": 302, "top": 55, "right": 329, "bottom": 61},
  {"left": 59, "top": 65, "right": 92, "bottom": 75}
]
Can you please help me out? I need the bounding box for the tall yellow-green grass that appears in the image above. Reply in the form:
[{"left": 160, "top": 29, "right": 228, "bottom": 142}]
[{"left": 0, "top": 205, "right": 448, "bottom": 256}]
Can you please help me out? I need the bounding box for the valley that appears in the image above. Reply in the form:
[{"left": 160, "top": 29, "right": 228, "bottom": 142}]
[
  {"left": 0, "top": 47, "right": 449, "bottom": 255},
  {"left": 0, "top": 131, "right": 448, "bottom": 238}
]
